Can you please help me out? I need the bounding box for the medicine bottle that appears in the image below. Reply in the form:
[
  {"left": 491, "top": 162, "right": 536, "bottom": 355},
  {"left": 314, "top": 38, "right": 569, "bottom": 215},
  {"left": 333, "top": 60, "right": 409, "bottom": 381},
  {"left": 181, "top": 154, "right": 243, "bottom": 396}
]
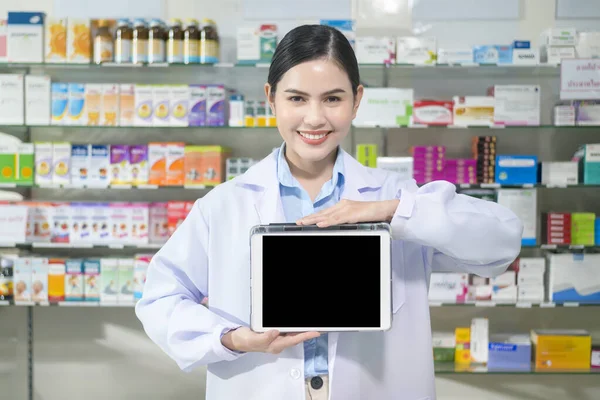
[
  {"left": 114, "top": 18, "right": 132, "bottom": 63},
  {"left": 184, "top": 18, "right": 200, "bottom": 64},
  {"left": 132, "top": 19, "right": 149, "bottom": 64},
  {"left": 167, "top": 18, "right": 184, "bottom": 63},
  {"left": 200, "top": 18, "right": 219, "bottom": 64},
  {"left": 93, "top": 19, "right": 114, "bottom": 64},
  {"left": 148, "top": 19, "right": 166, "bottom": 63}
]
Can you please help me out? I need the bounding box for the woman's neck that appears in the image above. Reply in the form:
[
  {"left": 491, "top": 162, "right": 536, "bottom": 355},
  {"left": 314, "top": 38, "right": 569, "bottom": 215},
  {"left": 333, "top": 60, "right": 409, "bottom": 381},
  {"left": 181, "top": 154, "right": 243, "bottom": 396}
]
[{"left": 285, "top": 147, "right": 338, "bottom": 182}]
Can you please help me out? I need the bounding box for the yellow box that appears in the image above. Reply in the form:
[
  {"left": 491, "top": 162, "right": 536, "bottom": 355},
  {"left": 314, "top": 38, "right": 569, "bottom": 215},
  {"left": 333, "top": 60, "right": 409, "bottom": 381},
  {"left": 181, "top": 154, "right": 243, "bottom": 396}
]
[
  {"left": 67, "top": 18, "right": 91, "bottom": 64},
  {"left": 45, "top": 18, "right": 67, "bottom": 63},
  {"left": 454, "top": 327, "right": 471, "bottom": 364},
  {"left": 531, "top": 330, "right": 591, "bottom": 370}
]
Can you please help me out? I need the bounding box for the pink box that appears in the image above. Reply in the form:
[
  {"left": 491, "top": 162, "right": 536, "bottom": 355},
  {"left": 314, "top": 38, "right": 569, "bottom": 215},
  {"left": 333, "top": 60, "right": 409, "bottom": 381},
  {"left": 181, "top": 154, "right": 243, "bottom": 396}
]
[{"left": 149, "top": 202, "right": 168, "bottom": 244}]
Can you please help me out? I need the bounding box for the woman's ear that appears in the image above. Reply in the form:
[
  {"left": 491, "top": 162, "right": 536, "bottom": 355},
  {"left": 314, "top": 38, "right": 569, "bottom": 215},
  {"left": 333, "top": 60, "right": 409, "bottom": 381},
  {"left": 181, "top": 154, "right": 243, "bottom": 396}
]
[
  {"left": 264, "top": 83, "right": 275, "bottom": 115},
  {"left": 352, "top": 84, "right": 364, "bottom": 119}
]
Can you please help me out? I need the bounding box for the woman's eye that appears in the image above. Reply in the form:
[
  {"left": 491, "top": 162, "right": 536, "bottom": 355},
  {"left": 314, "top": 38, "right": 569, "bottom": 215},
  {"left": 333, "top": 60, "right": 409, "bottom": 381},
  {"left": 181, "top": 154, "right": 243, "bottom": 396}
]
[
  {"left": 288, "top": 96, "right": 304, "bottom": 102},
  {"left": 325, "top": 96, "right": 340, "bottom": 103}
]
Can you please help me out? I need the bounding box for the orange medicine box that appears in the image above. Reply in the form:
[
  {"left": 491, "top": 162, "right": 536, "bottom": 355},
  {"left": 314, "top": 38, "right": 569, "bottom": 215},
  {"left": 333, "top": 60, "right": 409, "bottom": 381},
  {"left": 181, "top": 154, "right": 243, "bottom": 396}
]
[
  {"left": 183, "top": 146, "right": 204, "bottom": 186},
  {"left": 201, "top": 145, "right": 230, "bottom": 186},
  {"left": 167, "top": 201, "right": 188, "bottom": 236},
  {"left": 148, "top": 142, "right": 168, "bottom": 186},
  {"left": 454, "top": 327, "right": 471, "bottom": 364},
  {"left": 47, "top": 258, "right": 66, "bottom": 303},
  {"left": 166, "top": 142, "right": 185, "bottom": 186},
  {"left": 531, "top": 329, "right": 591, "bottom": 370}
]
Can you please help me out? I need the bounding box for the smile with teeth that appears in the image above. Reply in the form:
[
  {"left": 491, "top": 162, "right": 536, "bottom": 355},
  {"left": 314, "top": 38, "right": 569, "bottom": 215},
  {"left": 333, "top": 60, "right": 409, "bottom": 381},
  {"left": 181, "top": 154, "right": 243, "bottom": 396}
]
[{"left": 298, "top": 131, "right": 329, "bottom": 140}]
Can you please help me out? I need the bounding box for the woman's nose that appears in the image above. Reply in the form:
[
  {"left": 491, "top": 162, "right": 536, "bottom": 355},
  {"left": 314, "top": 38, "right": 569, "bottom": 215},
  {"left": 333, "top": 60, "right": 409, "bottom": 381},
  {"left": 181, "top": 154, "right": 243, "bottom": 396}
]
[{"left": 303, "top": 103, "right": 326, "bottom": 127}]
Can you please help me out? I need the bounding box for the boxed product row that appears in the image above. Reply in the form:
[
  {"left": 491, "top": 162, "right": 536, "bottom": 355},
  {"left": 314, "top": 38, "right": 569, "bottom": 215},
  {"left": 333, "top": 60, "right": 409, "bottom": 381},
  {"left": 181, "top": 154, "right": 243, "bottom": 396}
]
[
  {"left": 541, "top": 212, "right": 600, "bottom": 246},
  {"left": 428, "top": 257, "right": 546, "bottom": 304},
  {"left": 0, "top": 201, "right": 194, "bottom": 246},
  {"left": 0, "top": 141, "right": 230, "bottom": 187},
  {"left": 0, "top": 13, "right": 221, "bottom": 64},
  {"left": 430, "top": 252, "right": 600, "bottom": 305},
  {"left": 0, "top": 75, "right": 238, "bottom": 127},
  {"left": 554, "top": 101, "right": 600, "bottom": 126},
  {"left": 354, "top": 85, "right": 542, "bottom": 128},
  {"left": 0, "top": 254, "right": 150, "bottom": 305},
  {"left": 433, "top": 319, "right": 598, "bottom": 371}
]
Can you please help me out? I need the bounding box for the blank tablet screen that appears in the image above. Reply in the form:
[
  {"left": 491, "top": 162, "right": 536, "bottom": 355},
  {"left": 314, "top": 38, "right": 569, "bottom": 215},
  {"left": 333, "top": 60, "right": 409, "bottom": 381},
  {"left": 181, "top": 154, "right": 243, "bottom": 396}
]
[{"left": 261, "top": 235, "right": 381, "bottom": 329}]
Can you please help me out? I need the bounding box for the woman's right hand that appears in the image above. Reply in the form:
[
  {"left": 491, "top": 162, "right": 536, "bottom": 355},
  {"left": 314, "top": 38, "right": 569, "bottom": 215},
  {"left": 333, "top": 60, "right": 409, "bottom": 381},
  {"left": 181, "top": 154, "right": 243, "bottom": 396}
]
[{"left": 221, "top": 327, "right": 320, "bottom": 354}]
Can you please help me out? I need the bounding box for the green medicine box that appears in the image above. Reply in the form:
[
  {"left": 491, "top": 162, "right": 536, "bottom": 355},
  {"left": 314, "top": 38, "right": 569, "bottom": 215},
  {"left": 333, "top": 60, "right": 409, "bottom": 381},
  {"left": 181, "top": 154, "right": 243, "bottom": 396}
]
[
  {"left": 356, "top": 144, "right": 378, "bottom": 168},
  {"left": 0, "top": 144, "right": 34, "bottom": 185}
]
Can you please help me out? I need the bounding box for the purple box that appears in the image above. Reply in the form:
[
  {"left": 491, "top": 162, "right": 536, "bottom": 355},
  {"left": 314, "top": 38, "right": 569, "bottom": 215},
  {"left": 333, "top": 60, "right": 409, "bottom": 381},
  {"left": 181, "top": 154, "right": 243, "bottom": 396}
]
[
  {"left": 206, "top": 84, "right": 225, "bottom": 127},
  {"left": 487, "top": 335, "right": 531, "bottom": 371},
  {"left": 129, "top": 145, "right": 148, "bottom": 184},
  {"left": 412, "top": 146, "right": 446, "bottom": 153},
  {"left": 189, "top": 85, "right": 207, "bottom": 127},
  {"left": 110, "top": 145, "right": 130, "bottom": 184}
]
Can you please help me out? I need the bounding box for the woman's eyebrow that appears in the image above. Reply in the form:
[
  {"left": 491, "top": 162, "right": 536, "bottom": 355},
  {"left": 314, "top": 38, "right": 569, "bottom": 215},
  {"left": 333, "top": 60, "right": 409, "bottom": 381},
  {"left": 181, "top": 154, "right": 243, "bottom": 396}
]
[{"left": 283, "top": 88, "right": 347, "bottom": 96}]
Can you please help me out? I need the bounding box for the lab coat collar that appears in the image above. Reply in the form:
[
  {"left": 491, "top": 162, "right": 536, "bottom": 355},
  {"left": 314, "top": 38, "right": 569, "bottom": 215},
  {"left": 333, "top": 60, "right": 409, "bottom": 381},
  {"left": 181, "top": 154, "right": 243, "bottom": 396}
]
[{"left": 236, "top": 148, "right": 383, "bottom": 223}]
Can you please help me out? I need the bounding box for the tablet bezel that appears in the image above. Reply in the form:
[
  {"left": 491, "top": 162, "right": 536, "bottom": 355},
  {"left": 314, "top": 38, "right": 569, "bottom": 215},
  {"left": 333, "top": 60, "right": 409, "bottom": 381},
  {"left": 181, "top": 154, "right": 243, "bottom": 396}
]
[{"left": 250, "top": 228, "right": 392, "bottom": 333}]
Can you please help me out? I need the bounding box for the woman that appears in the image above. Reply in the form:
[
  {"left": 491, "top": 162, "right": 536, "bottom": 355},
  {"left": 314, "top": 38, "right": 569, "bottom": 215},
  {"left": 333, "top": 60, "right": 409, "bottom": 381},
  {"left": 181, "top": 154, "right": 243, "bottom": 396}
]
[{"left": 136, "top": 25, "right": 523, "bottom": 400}]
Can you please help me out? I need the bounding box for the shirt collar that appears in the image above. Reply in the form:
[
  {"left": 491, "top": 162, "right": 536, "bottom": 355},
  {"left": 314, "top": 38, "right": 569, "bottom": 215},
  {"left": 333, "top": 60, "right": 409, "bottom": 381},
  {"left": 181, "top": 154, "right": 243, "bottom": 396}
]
[{"left": 276, "top": 142, "right": 345, "bottom": 189}]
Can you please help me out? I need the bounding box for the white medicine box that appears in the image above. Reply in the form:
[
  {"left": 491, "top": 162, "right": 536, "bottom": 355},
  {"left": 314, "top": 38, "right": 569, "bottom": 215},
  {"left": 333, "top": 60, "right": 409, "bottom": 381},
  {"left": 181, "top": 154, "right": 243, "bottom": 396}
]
[
  {"left": 0, "top": 74, "right": 25, "bottom": 125},
  {"left": 25, "top": 75, "right": 51, "bottom": 126},
  {"left": 7, "top": 12, "right": 44, "bottom": 63}
]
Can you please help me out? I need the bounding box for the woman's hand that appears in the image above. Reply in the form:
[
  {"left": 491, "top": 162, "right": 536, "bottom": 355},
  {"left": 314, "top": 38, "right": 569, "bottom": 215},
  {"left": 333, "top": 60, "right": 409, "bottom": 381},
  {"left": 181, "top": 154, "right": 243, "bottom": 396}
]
[
  {"left": 297, "top": 199, "right": 400, "bottom": 228},
  {"left": 221, "top": 327, "right": 320, "bottom": 354}
]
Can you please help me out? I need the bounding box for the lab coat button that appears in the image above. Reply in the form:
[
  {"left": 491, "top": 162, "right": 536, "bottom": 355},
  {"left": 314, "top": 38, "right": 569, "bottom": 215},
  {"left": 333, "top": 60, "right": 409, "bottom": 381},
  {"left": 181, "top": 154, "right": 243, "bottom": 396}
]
[
  {"left": 289, "top": 369, "right": 301, "bottom": 379},
  {"left": 310, "top": 376, "right": 323, "bottom": 390}
]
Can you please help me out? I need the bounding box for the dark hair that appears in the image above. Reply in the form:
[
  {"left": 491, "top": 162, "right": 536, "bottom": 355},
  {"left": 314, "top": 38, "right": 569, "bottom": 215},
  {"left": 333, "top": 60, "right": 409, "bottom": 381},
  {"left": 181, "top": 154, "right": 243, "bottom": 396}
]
[{"left": 267, "top": 24, "right": 360, "bottom": 96}]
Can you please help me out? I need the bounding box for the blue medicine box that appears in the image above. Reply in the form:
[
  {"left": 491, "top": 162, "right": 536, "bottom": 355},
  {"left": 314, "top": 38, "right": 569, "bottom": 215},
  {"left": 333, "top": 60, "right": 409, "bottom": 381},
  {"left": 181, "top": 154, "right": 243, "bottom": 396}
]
[
  {"left": 512, "top": 40, "right": 531, "bottom": 49},
  {"left": 488, "top": 334, "right": 531, "bottom": 371},
  {"left": 496, "top": 155, "right": 538, "bottom": 185},
  {"left": 473, "top": 45, "right": 513, "bottom": 64}
]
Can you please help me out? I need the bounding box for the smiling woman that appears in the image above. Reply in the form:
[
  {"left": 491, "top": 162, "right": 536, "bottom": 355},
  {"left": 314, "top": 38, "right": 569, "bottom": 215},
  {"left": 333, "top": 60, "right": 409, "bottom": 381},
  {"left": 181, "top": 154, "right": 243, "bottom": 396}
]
[{"left": 136, "top": 24, "right": 524, "bottom": 400}]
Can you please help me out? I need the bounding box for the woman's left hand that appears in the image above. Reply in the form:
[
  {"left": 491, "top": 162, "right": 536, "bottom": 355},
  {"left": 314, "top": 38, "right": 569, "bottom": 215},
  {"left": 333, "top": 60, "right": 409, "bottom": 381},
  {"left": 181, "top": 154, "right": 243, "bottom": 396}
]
[{"left": 297, "top": 199, "right": 400, "bottom": 228}]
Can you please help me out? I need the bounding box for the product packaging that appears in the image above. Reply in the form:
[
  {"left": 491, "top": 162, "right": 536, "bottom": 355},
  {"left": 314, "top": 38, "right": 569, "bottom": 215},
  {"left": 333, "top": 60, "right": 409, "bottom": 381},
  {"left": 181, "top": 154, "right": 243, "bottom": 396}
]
[{"left": 7, "top": 12, "right": 44, "bottom": 63}]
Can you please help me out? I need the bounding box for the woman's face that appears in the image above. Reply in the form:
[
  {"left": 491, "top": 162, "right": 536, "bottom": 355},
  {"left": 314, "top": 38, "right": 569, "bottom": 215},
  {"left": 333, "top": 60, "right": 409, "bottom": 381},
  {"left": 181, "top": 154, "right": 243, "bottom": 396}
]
[{"left": 266, "top": 59, "right": 363, "bottom": 164}]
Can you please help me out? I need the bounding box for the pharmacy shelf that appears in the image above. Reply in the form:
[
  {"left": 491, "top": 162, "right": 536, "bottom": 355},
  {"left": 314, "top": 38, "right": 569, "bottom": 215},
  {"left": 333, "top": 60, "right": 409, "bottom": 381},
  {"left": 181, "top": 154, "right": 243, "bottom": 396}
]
[
  {"left": 2, "top": 124, "right": 598, "bottom": 130},
  {"left": 0, "top": 300, "right": 135, "bottom": 307},
  {"left": 434, "top": 362, "right": 600, "bottom": 375},
  {"left": 0, "top": 242, "right": 163, "bottom": 250},
  {"left": 428, "top": 301, "right": 599, "bottom": 308}
]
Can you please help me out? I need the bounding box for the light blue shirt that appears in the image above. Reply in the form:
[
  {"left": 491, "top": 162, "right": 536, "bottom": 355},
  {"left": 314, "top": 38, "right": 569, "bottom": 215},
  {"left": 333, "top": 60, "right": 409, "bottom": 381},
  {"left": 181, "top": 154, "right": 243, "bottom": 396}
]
[{"left": 276, "top": 143, "right": 345, "bottom": 379}]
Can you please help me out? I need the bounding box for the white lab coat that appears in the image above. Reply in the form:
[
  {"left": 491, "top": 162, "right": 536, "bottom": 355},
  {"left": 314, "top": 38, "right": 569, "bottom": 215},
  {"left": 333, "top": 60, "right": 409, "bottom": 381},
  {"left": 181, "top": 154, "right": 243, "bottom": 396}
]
[{"left": 136, "top": 148, "right": 523, "bottom": 400}]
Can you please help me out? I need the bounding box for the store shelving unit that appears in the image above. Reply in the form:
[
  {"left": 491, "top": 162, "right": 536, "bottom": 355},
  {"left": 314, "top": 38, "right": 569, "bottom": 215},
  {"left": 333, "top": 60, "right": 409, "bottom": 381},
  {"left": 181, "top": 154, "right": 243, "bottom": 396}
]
[{"left": 1, "top": 59, "right": 599, "bottom": 398}]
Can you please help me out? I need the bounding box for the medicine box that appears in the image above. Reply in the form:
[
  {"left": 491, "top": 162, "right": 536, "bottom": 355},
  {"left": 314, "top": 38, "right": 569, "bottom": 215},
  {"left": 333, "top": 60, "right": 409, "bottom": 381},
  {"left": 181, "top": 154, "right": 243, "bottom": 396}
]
[
  {"left": 470, "top": 318, "right": 489, "bottom": 364},
  {"left": 437, "top": 48, "right": 473, "bottom": 65},
  {"left": 7, "top": 12, "right": 44, "bottom": 63},
  {"left": 85, "top": 84, "right": 102, "bottom": 126},
  {"left": 70, "top": 203, "right": 91, "bottom": 244},
  {"left": 170, "top": 85, "right": 190, "bottom": 127},
  {"left": 237, "top": 24, "right": 278, "bottom": 64},
  {"left": 452, "top": 96, "right": 494, "bottom": 126},
  {"left": 152, "top": 85, "right": 170, "bottom": 127},
  {"left": 34, "top": 142, "right": 53, "bottom": 186},
  {"left": 356, "top": 144, "right": 378, "bottom": 168},
  {"left": 52, "top": 142, "right": 71, "bottom": 185},
  {"left": 0, "top": 19, "right": 7, "bottom": 63},
  {"left": 133, "top": 254, "right": 151, "bottom": 300},
  {"left": 429, "top": 273, "right": 468, "bottom": 303},
  {"left": 455, "top": 327, "right": 471, "bottom": 364},
  {"left": 134, "top": 85, "right": 153, "bottom": 126},
  {"left": 64, "top": 259, "right": 84, "bottom": 301},
  {"left": 517, "top": 257, "right": 546, "bottom": 276},
  {"left": 356, "top": 37, "right": 395, "bottom": 64},
  {"left": 31, "top": 257, "right": 49, "bottom": 303},
  {"left": 109, "top": 203, "right": 131, "bottom": 243},
  {"left": 47, "top": 258, "right": 66, "bottom": 303},
  {"left": 396, "top": 37, "right": 436, "bottom": 65},
  {"left": 51, "top": 83, "right": 69, "bottom": 125},
  {"left": 412, "top": 100, "right": 453, "bottom": 126},
  {"left": 70, "top": 144, "right": 90, "bottom": 187},
  {"left": 67, "top": 18, "right": 91, "bottom": 64},
  {"left": 206, "top": 84, "right": 226, "bottom": 127},
  {"left": 67, "top": 83, "right": 87, "bottom": 126},
  {"left": 100, "top": 258, "right": 119, "bottom": 304},
  {"left": 189, "top": 85, "right": 207, "bottom": 127},
  {"left": 117, "top": 258, "right": 135, "bottom": 304},
  {"left": 531, "top": 329, "right": 591, "bottom": 370},
  {"left": 119, "top": 84, "right": 135, "bottom": 126},
  {"left": 497, "top": 189, "right": 537, "bottom": 246},
  {"left": 149, "top": 202, "right": 168, "bottom": 244},
  {"left": 25, "top": 75, "right": 51, "bottom": 126},
  {"left": 13, "top": 258, "right": 32, "bottom": 302},
  {"left": 89, "top": 203, "right": 110, "bottom": 243},
  {"left": 354, "top": 88, "right": 413, "bottom": 127},
  {"left": 166, "top": 142, "right": 185, "bottom": 186},
  {"left": 101, "top": 84, "right": 119, "bottom": 126},
  {"left": 129, "top": 145, "right": 149, "bottom": 186},
  {"left": 376, "top": 157, "right": 413, "bottom": 181},
  {"left": 83, "top": 259, "right": 100, "bottom": 302},
  {"left": 571, "top": 212, "right": 595, "bottom": 246},
  {"left": 495, "top": 155, "right": 538, "bottom": 185},
  {"left": 549, "top": 253, "right": 600, "bottom": 303},
  {"left": 110, "top": 145, "right": 131, "bottom": 185},
  {"left": 554, "top": 105, "right": 576, "bottom": 126},
  {"left": 547, "top": 46, "right": 576, "bottom": 64},
  {"left": 541, "top": 162, "right": 578, "bottom": 186},
  {"left": 577, "top": 144, "right": 600, "bottom": 185},
  {"left": 574, "top": 101, "right": 600, "bottom": 126},
  {"left": 432, "top": 332, "right": 455, "bottom": 362},
  {"left": 45, "top": 18, "right": 67, "bottom": 63},
  {"left": 89, "top": 144, "right": 110, "bottom": 187},
  {"left": 130, "top": 203, "right": 149, "bottom": 244},
  {"left": 148, "top": 143, "right": 168, "bottom": 186},
  {"left": 488, "top": 334, "right": 531, "bottom": 370},
  {"left": 473, "top": 45, "right": 512, "bottom": 65},
  {"left": 543, "top": 28, "right": 577, "bottom": 46},
  {"left": 493, "top": 85, "right": 540, "bottom": 126},
  {"left": 0, "top": 74, "right": 24, "bottom": 125}
]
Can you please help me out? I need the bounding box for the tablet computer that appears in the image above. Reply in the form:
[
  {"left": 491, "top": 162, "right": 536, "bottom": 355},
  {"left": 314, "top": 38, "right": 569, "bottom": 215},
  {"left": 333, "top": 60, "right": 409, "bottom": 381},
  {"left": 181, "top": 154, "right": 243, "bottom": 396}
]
[{"left": 249, "top": 222, "right": 392, "bottom": 333}]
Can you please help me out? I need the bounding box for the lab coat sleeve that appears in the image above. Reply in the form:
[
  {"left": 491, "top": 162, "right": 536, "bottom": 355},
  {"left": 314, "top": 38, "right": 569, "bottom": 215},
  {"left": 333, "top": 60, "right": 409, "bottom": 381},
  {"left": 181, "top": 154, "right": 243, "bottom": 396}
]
[
  {"left": 135, "top": 199, "right": 244, "bottom": 372},
  {"left": 389, "top": 179, "right": 523, "bottom": 278}
]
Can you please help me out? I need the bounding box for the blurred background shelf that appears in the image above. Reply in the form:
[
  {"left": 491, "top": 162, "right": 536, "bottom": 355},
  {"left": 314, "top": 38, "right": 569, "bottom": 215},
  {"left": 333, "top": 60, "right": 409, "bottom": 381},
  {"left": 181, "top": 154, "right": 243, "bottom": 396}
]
[{"left": 434, "top": 362, "right": 600, "bottom": 375}]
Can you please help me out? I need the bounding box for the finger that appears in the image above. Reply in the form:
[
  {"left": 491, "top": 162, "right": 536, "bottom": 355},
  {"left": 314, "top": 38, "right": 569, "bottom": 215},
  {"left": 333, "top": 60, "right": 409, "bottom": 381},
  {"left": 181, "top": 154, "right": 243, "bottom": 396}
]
[
  {"left": 268, "top": 331, "right": 320, "bottom": 353},
  {"left": 256, "top": 329, "right": 280, "bottom": 347},
  {"left": 297, "top": 206, "right": 340, "bottom": 225}
]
